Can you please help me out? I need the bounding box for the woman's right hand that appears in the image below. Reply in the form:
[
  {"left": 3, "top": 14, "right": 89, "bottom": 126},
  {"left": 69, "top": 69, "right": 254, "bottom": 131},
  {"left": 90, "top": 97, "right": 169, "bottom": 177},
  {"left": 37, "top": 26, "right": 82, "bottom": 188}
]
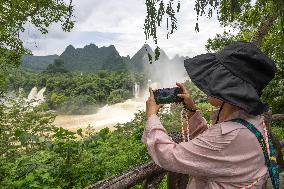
[{"left": 176, "top": 82, "right": 197, "bottom": 109}]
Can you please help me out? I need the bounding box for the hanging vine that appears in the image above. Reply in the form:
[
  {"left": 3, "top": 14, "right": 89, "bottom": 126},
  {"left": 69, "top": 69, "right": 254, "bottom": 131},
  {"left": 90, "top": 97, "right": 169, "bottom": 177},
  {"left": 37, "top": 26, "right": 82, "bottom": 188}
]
[{"left": 144, "top": 0, "right": 284, "bottom": 61}]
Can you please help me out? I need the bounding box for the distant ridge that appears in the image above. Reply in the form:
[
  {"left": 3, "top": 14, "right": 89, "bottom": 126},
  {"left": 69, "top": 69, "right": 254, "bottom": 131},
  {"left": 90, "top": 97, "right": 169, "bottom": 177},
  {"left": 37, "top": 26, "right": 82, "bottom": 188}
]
[
  {"left": 59, "top": 44, "right": 127, "bottom": 72},
  {"left": 21, "top": 43, "right": 186, "bottom": 75}
]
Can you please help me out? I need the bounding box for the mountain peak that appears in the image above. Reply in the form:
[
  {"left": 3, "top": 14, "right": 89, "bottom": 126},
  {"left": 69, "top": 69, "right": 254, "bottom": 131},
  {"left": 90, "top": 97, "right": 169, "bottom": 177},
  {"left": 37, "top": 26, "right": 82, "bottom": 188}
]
[
  {"left": 66, "top": 45, "right": 75, "bottom": 51},
  {"left": 84, "top": 43, "right": 98, "bottom": 49},
  {"left": 108, "top": 45, "right": 118, "bottom": 52},
  {"left": 59, "top": 43, "right": 126, "bottom": 72},
  {"left": 142, "top": 43, "right": 150, "bottom": 48},
  {"left": 61, "top": 45, "right": 76, "bottom": 56},
  {"left": 142, "top": 44, "right": 152, "bottom": 52}
]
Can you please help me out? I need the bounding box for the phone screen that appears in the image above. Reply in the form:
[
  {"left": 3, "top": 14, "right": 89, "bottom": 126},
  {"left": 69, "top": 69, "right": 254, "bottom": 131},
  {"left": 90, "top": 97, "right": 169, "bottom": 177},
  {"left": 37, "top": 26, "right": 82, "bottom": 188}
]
[{"left": 153, "top": 87, "right": 183, "bottom": 104}]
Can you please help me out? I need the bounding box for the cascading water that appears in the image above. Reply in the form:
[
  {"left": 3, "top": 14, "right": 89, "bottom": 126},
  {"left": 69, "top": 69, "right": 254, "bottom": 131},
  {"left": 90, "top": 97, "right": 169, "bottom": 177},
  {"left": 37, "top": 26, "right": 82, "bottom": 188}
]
[
  {"left": 133, "top": 83, "right": 140, "bottom": 98},
  {"left": 27, "top": 87, "right": 38, "bottom": 101},
  {"left": 18, "top": 87, "right": 24, "bottom": 96},
  {"left": 26, "top": 87, "right": 46, "bottom": 107},
  {"left": 36, "top": 87, "right": 46, "bottom": 103}
]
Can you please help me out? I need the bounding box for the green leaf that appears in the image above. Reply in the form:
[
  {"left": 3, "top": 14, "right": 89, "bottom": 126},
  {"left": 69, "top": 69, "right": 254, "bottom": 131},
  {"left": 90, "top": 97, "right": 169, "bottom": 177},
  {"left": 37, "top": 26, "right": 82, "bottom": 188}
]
[
  {"left": 38, "top": 137, "right": 45, "bottom": 143},
  {"left": 15, "top": 129, "right": 23, "bottom": 137},
  {"left": 154, "top": 46, "right": 161, "bottom": 61},
  {"left": 76, "top": 128, "right": 83, "bottom": 137}
]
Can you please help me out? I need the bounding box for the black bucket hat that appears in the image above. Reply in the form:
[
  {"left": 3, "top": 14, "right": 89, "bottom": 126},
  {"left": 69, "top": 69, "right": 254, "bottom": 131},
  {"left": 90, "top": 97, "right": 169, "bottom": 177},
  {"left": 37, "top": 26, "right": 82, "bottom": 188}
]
[{"left": 184, "top": 41, "right": 276, "bottom": 116}]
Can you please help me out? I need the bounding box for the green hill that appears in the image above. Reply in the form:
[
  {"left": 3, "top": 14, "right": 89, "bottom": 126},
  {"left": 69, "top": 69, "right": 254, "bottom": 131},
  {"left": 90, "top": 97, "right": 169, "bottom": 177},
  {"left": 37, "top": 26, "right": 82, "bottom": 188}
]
[
  {"left": 59, "top": 44, "right": 128, "bottom": 72},
  {"left": 22, "top": 55, "right": 59, "bottom": 72}
]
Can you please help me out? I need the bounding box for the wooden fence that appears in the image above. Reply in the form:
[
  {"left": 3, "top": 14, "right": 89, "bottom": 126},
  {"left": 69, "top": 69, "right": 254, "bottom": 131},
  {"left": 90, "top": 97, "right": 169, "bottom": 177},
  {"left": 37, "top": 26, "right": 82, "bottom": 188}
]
[{"left": 86, "top": 112, "right": 284, "bottom": 189}]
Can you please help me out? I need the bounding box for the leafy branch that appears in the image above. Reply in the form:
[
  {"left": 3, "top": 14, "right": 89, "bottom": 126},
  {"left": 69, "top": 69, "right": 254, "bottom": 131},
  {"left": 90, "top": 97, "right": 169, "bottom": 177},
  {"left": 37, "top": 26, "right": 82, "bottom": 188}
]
[{"left": 144, "top": 0, "right": 284, "bottom": 60}]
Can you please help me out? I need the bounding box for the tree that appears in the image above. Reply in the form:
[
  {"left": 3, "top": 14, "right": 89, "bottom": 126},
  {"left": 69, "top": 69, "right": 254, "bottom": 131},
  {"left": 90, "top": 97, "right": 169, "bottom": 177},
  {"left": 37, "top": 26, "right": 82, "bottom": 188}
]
[
  {"left": 0, "top": 96, "right": 55, "bottom": 158},
  {"left": 203, "top": 1, "right": 284, "bottom": 114},
  {"left": 144, "top": 0, "right": 284, "bottom": 59},
  {"left": 0, "top": 0, "right": 75, "bottom": 94},
  {"left": 45, "top": 59, "right": 68, "bottom": 74},
  {"left": 0, "top": 0, "right": 74, "bottom": 66}
]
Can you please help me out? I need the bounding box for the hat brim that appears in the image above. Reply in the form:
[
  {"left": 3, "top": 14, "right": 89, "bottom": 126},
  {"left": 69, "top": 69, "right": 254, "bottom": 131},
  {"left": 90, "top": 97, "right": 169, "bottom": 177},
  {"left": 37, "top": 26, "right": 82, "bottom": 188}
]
[{"left": 184, "top": 53, "right": 268, "bottom": 115}]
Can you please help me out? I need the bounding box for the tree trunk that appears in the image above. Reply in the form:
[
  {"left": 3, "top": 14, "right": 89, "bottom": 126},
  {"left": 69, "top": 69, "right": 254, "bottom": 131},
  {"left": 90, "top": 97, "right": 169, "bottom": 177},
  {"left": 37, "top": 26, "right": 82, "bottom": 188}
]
[{"left": 252, "top": 14, "right": 277, "bottom": 47}]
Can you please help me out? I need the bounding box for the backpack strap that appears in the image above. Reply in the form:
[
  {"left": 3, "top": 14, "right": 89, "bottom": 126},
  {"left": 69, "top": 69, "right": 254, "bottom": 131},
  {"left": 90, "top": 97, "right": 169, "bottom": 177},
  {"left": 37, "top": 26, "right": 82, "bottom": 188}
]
[{"left": 227, "top": 118, "right": 280, "bottom": 189}]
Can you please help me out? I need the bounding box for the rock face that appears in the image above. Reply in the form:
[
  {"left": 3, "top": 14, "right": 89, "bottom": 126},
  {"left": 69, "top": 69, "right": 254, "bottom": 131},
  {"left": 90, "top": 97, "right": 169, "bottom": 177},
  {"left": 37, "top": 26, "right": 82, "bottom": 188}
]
[
  {"left": 59, "top": 44, "right": 127, "bottom": 72},
  {"left": 128, "top": 44, "right": 155, "bottom": 71},
  {"left": 128, "top": 44, "right": 187, "bottom": 87}
]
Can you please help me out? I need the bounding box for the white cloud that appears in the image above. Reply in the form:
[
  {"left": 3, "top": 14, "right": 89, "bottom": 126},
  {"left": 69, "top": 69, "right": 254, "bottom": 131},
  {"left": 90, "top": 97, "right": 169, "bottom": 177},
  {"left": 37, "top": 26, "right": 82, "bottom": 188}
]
[
  {"left": 22, "top": 0, "right": 230, "bottom": 58},
  {"left": 76, "top": 0, "right": 145, "bottom": 33}
]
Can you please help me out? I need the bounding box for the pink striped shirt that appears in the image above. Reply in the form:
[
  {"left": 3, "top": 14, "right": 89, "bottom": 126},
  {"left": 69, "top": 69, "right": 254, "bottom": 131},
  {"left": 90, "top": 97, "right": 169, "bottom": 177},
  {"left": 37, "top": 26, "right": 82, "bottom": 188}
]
[{"left": 142, "top": 109, "right": 269, "bottom": 188}]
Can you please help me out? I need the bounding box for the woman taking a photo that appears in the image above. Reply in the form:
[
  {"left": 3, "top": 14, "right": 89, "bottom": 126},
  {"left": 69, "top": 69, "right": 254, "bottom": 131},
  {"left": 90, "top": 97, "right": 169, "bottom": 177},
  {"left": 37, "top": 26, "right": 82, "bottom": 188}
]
[{"left": 142, "top": 41, "right": 280, "bottom": 188}]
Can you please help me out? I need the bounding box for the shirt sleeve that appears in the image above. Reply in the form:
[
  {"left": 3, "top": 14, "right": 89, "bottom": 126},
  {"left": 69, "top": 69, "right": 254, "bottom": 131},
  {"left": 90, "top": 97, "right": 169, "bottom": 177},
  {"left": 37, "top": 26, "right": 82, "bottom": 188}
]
[
  {"left": 141, "top": 114, "right": 239, "bottom": 177},
  {"left": 184, "top": 111, "right": 209, "bottom": 139}
]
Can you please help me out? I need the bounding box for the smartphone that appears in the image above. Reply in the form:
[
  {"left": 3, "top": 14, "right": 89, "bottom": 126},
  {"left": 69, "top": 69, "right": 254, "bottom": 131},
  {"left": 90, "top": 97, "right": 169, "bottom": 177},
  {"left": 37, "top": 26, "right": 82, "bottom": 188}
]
[{"left": 153, "top": 87, "right": 183, "bottom": 104}]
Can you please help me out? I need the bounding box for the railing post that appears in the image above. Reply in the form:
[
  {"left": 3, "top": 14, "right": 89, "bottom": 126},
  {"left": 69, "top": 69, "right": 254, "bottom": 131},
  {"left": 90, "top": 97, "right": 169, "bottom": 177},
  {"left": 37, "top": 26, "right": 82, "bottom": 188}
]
[{"left": 85, "top": 161, "right": 165, "bottom": 189}]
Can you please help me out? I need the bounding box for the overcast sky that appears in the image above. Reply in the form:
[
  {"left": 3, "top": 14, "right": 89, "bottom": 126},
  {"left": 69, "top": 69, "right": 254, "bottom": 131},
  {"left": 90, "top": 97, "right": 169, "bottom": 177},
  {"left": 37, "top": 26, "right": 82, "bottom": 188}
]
[{"left": 21, "top": 0, "right": 232, "bottom": 59}]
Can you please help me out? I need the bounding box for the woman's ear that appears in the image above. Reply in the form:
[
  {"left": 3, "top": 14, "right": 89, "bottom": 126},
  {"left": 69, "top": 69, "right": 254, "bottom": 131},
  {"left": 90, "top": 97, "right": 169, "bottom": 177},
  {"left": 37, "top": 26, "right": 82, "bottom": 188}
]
[{"left": 208, "top": 96, "right": 223, "bottom": 107}]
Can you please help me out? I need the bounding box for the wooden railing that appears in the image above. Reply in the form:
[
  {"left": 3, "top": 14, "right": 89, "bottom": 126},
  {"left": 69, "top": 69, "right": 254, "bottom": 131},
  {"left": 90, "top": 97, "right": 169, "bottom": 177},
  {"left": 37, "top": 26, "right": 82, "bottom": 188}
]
[{"left": 86, "top": 112, "right": 284, "bottom": 189}]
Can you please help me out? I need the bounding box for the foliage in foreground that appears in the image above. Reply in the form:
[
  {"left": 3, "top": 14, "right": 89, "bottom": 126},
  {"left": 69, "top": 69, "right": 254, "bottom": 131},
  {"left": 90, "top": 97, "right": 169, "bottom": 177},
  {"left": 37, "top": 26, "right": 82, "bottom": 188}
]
[
  {"left": 0, "top": 97, "right": 149, "bottom": 188},
  {"left": 1, "top": 83, "right": 283, "bottom": 188},
  {"left": 0, "top": 85, "right": 208, "bottom": 189}
]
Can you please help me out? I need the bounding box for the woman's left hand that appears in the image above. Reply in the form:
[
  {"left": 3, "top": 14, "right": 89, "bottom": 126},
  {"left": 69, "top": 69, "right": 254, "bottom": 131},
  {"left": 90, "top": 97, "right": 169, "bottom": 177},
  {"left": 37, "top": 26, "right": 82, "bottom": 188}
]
[{"left": 146, "top": 87, "right": 163, "bottom": 118}]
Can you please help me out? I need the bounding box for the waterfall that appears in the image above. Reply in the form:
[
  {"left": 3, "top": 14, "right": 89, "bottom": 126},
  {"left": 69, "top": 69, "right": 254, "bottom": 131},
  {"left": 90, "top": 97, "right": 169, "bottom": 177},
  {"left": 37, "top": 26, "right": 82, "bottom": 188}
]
[
  {"left": 36, "top": 87, "right": 46, "bottom": 103},
  {"left": 26, "top": 87, "right": 46, "bottom": 107},
  {"left": 18, "top": 87, "right": 24, "bottom": 96},
  {"left": 27, "top": 87, "right": 38, "bottom": 101},
  {"left": 133, "top": 83, "right": 140, "bottom": 98}
]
